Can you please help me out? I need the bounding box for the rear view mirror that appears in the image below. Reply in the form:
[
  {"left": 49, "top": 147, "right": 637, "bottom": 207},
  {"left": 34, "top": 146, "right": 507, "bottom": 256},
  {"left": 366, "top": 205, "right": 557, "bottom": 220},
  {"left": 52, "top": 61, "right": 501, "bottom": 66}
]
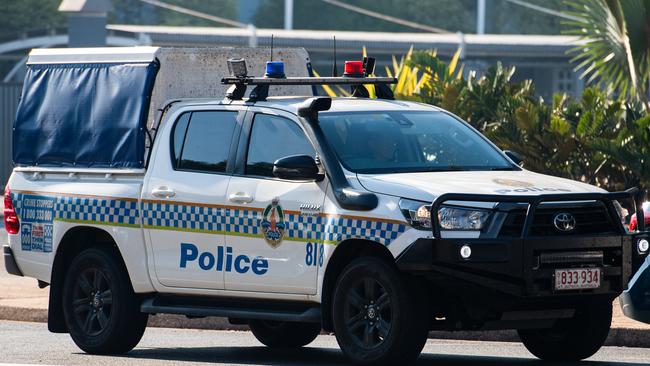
[
  {"left": 504, "top": 150, "right": 523, "bottom": 167},
  {"left": 273, "top": 155, "right": 322, "bottom": 181}
]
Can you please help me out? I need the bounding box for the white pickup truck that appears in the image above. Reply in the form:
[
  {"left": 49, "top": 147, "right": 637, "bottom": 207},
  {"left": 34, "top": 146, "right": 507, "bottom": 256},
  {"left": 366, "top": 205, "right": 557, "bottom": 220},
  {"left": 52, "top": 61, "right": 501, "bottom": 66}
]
[{"left": 4, "top": 47, "right": 648, "bottom": 365}]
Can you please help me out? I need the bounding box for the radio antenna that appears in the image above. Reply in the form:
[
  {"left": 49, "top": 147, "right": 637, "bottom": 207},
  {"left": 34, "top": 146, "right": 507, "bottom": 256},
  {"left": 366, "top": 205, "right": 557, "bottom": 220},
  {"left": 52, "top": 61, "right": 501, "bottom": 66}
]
[
  {"left": 332, "top": 36, "right": 338, "bottom": 77},
  {"left": 270, "top": 34, "right": 274, "bottom": 61}
]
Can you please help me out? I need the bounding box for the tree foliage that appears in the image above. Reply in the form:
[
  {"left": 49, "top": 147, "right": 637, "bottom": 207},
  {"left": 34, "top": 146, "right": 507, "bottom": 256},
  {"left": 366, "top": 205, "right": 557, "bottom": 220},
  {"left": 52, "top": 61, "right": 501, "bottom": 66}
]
[
  {"left": 0, "top": 0, "right": 65, "bottom": 39},
  {"left": 564, "top": 0, "right": 650, "bottom": 102}
]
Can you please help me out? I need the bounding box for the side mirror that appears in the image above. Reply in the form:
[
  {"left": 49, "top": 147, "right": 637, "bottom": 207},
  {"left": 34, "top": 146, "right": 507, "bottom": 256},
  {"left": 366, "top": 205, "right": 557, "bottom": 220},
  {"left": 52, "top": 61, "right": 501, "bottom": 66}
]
[
  {"left": 504, "top": 150, "right": 523, "bottom": 167},
  {"left": 273, "top": 155, "right": 322, "bottom": 181}
]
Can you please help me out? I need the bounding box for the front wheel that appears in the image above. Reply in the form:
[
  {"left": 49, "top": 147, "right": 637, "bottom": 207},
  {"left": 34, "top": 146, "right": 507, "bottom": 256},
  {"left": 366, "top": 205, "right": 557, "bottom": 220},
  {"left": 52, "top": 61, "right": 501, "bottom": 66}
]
[
  {"left": 518, "top": 300, "right": 612, "bottom": 361},
  {"left": 249, "top": 320, "right": 321, "bottom": 348},
  {"left": 62, "top": 247, "right": 148, "bottom": 354},
  {"left": 332, "top": 257, "right": 429, "bottom": 366}
]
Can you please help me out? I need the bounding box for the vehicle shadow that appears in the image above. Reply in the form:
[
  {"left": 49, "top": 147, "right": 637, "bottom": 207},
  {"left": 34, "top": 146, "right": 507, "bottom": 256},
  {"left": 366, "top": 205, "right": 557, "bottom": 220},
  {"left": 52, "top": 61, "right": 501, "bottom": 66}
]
[{"left": 110, "top": 346, "right": 650, "bottom": 366}]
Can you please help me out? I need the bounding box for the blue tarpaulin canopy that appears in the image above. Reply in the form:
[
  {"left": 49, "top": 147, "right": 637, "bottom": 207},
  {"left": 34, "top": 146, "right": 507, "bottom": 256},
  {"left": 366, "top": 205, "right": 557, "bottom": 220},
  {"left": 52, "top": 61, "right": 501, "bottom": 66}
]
[{"left": 13, "top": 60, "right": 158, "bottom": 168}]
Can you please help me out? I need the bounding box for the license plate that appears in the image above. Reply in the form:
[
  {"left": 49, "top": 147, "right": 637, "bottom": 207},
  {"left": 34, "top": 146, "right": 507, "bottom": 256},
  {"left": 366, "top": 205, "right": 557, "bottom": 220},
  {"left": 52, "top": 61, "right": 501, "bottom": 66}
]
[{"left": 554, "top": 268, "right": 601, "bottom": 290}]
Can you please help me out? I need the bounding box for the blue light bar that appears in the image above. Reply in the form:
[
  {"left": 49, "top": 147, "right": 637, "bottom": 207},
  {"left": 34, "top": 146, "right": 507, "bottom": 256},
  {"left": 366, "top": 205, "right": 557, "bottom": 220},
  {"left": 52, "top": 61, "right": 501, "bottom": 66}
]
[{"left": 265, "top": 61, "right": 286, "bottom": 78}]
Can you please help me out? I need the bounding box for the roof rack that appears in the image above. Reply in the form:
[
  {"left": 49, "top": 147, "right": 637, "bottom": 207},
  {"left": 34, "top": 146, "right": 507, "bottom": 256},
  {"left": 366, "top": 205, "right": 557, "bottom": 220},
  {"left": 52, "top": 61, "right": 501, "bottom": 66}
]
[
  {"left": 221, "top": 76, "right": 397, "bottom": 102},
  {"left": 221, "top": 57, "right": 397, "bottom": 101},
  {"left": 221, "top": 76, "right": 396, "bottom": 85}
]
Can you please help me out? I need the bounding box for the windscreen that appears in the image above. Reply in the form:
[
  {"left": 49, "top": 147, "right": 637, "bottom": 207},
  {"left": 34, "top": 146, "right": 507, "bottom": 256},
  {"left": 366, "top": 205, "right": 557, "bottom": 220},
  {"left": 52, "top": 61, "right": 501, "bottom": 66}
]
[{"left": 318, "top": 111, "right": 514, "bottom": 174}]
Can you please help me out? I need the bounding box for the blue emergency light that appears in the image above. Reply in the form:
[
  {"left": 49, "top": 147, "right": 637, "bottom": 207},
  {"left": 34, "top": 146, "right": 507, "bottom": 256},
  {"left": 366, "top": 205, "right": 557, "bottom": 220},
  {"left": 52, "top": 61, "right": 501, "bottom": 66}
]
[{"left": 265, "top": 61, "right": 286, "bottom": 78}]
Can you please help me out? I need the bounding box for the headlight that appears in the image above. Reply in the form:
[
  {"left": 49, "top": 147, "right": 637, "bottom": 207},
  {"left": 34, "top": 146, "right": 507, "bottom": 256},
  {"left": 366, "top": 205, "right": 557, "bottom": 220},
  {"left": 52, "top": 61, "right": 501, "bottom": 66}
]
[
  {"left": 399, "top": 199, "right": 432, "bottom": 230},
  {"left": 437, "top": 206, "right": 491, "bottom": 230},
  {"left": 400, "top": 199, "right": 492, "bottom": 231}
]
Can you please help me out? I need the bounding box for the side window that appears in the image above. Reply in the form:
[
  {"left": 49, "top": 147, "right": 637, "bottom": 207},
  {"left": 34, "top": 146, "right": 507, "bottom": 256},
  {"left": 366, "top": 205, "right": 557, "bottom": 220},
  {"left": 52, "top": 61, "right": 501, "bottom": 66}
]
[
  {"left": 173, "top": 111, "right": 238, "bottom": 173},
  {"left": 171, "top": 112, "right": 191, "bottom": 168},
  {"left": 246, "top": 114, "right": 316, "bottom": 177}
]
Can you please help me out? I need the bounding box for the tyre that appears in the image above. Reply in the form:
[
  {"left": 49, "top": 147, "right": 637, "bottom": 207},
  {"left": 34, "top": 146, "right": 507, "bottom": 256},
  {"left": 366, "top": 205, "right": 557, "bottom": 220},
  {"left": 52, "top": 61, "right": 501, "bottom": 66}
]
[
  {"left": 62, "top": 247, "right": 148, "bottom": 354},
  {"left": 332, "top": 257, "right": 430, "bottom": 366},
  {"left": 518, "top": 300, "right": 612, "bottom": 361},
  {"left": 249, "top": 320, "right": 321, "bottom": 348}
]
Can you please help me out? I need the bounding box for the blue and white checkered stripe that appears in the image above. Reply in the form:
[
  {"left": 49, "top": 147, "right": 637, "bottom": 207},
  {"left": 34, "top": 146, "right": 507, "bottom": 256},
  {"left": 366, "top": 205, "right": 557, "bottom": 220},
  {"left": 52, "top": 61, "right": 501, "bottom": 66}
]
[
  {"left": 11, "top": 192, "right": 23, "bottom": 217},
  {"left": 141, "top": 201, "right": 407, "bottom": 246},
  {"left": 12, "top": 192, "right": 139, "bottom": 226},
  {"left": 141, "top": 201, "right": 226, "bottom": 232},
  {"left": 56, "top": 196, "right": 139, "bottom": 226},
  {"left": 11, "top": 193, "right": 407, "bottom": 246},
  {"left": 322, "top": 216, "right": 406, "bottom": 245}
]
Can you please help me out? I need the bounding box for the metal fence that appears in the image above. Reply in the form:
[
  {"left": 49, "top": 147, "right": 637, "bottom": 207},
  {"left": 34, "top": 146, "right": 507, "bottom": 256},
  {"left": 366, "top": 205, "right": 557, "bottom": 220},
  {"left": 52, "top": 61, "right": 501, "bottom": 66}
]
[{"left": 0, "top": 83, "right": 22, "bottom": 192}]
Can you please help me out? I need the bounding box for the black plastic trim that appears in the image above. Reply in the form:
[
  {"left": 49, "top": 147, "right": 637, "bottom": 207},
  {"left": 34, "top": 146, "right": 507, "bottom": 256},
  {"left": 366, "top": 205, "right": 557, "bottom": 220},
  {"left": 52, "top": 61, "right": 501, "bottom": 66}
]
[
  {"left": 141, "top": 295, "right": 321, "bottom": 323},
  {"left": 3, "top": 245, "right": 23, "bottom": 276}
]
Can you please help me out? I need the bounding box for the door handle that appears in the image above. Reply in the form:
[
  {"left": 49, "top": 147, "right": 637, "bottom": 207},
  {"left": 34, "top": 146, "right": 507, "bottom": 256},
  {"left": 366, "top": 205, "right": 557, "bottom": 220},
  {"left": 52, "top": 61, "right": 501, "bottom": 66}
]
[
  {"left": 229, "top": 192, "right": 254, "bottom": 204},
  {"left": 151, "top": 186, "right": 176, "bottom": 199}
]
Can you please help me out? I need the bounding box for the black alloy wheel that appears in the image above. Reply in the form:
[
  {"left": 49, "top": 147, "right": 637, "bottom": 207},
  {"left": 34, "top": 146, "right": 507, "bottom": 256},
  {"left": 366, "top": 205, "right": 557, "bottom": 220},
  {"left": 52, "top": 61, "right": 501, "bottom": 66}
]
[
  {"left": 63, "top": 247, "right": 148, "bottom": 354},
  {"left": 72, "top": 268, "right": 113, "bottom": 336},
  {"left": 332, "top": 257, "right": 429, "bottom": 365},
  {"left": 343, "top": 277, "right": 392, "bottom": 349}
]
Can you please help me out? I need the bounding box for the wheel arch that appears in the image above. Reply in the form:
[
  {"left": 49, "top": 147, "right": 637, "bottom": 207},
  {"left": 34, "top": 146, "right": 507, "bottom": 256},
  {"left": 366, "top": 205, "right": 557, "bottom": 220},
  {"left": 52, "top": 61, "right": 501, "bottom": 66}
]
[
  {"left": 48, "top": 226, "right": 131, "bottom": 333},
  {"left": 321, "top": 238, "right": 394, "bottom": 332}
]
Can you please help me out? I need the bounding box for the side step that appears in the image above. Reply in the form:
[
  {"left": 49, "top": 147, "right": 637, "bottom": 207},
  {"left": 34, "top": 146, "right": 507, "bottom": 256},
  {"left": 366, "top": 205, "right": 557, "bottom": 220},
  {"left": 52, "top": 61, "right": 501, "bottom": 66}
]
[{"left": 141, "top": 295, "right": 321, "bottom": 323}]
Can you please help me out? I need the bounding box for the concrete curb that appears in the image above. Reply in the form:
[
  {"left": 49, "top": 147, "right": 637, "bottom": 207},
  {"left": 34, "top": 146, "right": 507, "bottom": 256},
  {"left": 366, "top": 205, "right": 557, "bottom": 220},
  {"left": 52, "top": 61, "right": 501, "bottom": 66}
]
[{"left": 2, "top": 305, "right": 649, "bottom": 348}]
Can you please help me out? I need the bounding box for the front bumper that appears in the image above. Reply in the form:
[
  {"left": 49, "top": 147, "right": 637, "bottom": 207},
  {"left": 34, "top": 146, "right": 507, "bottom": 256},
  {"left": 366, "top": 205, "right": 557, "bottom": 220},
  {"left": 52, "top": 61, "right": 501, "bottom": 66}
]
[
  {"left": 397, "top": 235, "right": 630, "bottom": 300},
  {"left": 397, "top": 189, "right": 642, "bottom": 310}
]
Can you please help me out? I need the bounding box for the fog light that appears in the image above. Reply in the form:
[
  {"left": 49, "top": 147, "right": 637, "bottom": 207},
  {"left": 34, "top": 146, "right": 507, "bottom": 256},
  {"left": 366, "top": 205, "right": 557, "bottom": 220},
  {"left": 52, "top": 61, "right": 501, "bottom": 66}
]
[
  {"left": 460, "top": 245, "right": 472, "bottom": 259},
  {"left": 638, "top": 239, "right": 649, "bottom": 254}
]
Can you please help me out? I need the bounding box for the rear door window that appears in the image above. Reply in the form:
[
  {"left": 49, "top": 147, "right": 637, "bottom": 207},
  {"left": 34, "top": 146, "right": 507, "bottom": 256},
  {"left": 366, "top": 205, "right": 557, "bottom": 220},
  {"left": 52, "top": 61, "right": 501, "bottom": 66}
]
[{"left": 173, "top": 111, "right": 238, "bottom": 173}]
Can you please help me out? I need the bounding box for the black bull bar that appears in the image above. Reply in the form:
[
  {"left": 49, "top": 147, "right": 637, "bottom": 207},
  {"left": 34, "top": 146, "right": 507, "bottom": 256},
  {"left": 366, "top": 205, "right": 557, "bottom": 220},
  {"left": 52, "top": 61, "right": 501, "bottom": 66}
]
[
  {"left": 430, "top": 187, "right": 645, "bottom": 239},
  {"left": 387, "top": 187, "right": 647, "bottom": 299}
]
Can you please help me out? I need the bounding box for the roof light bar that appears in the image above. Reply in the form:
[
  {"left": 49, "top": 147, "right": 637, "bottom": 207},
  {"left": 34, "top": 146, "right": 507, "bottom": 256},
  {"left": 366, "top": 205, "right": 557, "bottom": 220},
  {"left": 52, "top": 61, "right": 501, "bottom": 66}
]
[{"left": 221, "top": 76, "right": 396, "bottom": 86}]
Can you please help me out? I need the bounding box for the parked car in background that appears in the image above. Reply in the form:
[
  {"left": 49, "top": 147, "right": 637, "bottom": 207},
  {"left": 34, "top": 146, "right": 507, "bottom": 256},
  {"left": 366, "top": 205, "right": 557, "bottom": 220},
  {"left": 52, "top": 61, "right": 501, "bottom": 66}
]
[
  {"left": 630, "top": 202, "right": 650, "bottom": 231},
  {"left": 622, "top": 202, "right": 650, "bottom": 324}
]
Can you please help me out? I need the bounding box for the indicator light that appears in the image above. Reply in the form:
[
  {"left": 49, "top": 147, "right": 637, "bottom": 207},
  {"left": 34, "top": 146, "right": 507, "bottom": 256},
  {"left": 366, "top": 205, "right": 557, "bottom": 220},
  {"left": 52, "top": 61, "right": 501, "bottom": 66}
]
[
  {"left": 343, "top": 61, "right": 364, "bottom": 77},
  {"left": 265, "top": 61, "right": 286, "bottom": 78}
]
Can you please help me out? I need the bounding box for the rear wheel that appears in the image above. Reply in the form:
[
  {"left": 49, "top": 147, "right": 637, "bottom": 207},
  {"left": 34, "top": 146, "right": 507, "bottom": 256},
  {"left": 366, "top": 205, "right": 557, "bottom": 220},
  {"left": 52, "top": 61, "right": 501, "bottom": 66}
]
[
  {"left": 332, "top": 257, "right": 429, "bottom": 366},
  {"left": 62, "top": 247, "right": 148, "bottom": 354},
  {"left": 518, "top": 300, "right": 612, "bottom": 361},
  {"left": 249, "top": 320, "right": 321, "bottom": 348}
]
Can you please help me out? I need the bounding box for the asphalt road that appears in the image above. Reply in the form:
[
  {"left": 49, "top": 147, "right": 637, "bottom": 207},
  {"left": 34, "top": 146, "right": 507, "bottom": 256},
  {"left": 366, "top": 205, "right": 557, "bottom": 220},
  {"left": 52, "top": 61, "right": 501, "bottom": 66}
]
[{"left": 1, "top": 320, "right": 650, "bottom": 366}]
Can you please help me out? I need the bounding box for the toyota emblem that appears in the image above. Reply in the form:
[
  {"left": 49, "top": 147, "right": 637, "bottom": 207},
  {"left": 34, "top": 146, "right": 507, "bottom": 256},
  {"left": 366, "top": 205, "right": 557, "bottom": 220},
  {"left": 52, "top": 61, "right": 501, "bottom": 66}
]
[{"left": 553, "top": 212, "right": 577, "bottom": 232}]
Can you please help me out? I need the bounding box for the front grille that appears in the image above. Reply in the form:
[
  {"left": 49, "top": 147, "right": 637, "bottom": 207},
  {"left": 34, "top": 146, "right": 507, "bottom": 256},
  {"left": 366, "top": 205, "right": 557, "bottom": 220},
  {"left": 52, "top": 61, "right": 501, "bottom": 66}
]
[{"left": 498, "top": 204, "right": 618, "bottom": 237}]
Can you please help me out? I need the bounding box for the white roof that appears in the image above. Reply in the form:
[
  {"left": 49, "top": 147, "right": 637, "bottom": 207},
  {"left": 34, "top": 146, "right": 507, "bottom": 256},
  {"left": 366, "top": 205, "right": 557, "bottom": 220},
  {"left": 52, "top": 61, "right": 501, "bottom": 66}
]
[
  {"left": 27, "top": 47, "right": 160, "bottom": 64},
  {"left": 108, "top": 24, "right": 581, "bottom": 47}
]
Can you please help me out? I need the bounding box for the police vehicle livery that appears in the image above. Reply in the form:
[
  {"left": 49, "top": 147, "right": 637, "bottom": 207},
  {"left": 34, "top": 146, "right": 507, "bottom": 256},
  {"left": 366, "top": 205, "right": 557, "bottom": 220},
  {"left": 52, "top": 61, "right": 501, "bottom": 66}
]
[{"left": 3, "top": 47, "right": 649, "bottom": 365}]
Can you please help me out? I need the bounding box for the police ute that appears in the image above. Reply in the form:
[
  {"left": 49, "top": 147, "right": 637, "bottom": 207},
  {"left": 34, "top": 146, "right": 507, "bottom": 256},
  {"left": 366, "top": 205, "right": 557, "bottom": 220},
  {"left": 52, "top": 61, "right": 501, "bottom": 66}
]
[{"left": 3, "top": 47, "right": 649, "bottom": 365}]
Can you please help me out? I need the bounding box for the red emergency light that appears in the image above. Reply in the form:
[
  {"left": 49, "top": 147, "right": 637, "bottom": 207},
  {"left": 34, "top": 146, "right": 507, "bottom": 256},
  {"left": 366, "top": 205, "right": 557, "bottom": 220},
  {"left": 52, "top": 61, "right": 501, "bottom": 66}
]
[{"left": 343, "top": 61, "right": 364, "bottom": 77}]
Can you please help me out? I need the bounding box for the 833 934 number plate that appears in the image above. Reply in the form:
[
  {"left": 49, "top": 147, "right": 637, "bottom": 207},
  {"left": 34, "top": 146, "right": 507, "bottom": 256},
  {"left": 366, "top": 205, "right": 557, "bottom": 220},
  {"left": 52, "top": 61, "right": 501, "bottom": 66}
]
[{"left": 554, "top": 268, "right": 601, "bottom": 290}]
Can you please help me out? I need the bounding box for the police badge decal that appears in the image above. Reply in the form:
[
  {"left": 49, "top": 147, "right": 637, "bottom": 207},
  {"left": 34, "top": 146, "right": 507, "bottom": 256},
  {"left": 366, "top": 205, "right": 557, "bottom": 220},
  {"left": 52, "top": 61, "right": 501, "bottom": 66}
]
[{"left": 260, "top": 197, "right": 286, "bottom": 248}]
